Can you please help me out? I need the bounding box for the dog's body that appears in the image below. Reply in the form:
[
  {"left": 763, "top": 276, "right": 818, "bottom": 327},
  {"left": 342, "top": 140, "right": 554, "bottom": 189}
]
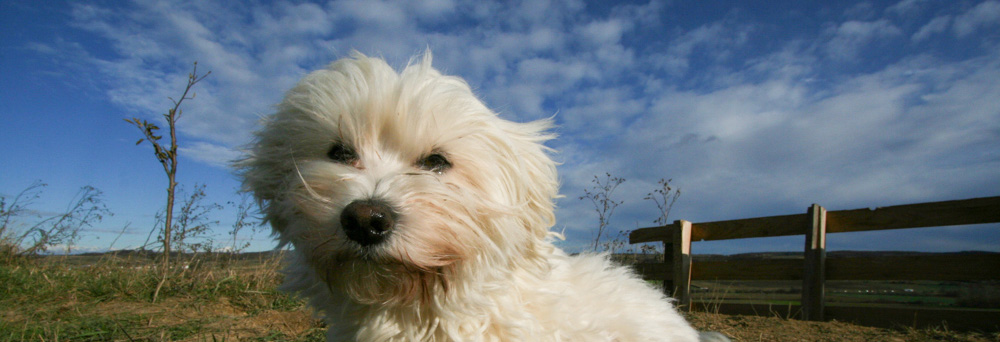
[{"left": 240, "top": 52, "right": 718, "bottom": 341}]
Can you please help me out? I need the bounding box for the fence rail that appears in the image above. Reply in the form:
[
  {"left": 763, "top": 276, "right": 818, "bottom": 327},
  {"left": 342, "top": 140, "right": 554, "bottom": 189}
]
[
  {"left": 631, "top": 253, "right": 1000, "bottom": 281},
  {"left": 628, "top": 196, "right": 1000, "bottom": 330}
]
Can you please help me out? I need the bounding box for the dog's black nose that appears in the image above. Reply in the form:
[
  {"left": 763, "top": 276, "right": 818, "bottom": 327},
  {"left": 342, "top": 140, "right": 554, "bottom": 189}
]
[{"left": 340, "top": 199, "right": 395, "bottom": 246}]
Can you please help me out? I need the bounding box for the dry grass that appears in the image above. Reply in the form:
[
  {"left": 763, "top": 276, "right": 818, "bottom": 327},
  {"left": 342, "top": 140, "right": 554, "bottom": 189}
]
[
  {"left": 0, "top": 252, "right": 324, "bottom": 341},
  {"left": 2, "top": 253, "right": 997, "bottom": 341}
]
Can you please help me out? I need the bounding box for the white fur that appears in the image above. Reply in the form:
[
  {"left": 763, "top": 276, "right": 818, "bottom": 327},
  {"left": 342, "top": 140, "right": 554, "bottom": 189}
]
[{"left": 239, "top": 52, "right": 705, "bottom": 342}]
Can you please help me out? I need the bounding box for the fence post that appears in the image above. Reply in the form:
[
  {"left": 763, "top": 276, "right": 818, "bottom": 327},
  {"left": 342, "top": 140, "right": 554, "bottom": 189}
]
[
  {"left": 802, "top": 204, "right": 827, "bottom": 321},
  {"left": 661, "top": 224, "right": 673, "bottom": 298},
  {"left": 672, "top": 220, "right": 693, "bottom": 310}
]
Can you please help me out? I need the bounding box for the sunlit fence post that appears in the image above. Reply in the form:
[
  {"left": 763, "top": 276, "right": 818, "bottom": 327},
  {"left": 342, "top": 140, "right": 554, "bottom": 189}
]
[{"left": 802, "top": 204, "right": 827, "bottom": 321}]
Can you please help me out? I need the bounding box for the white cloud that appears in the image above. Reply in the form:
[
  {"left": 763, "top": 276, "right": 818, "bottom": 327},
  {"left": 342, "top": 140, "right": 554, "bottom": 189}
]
[
  {"left": 953, "top": 0, "right": 1000, "bottom": 37},
  {"left": 37, "top": 0, "right": 1000, "bottom": 252},
  {"left": 824, "top": 20, "right": 903, "bottom": 61},
  {"left": 25, "top": 42, "right": 58, "bottom": 55},
  {"left": 886, "top": 0, "right": 929, "bottom": 16},
  {"left": 515, "top": 58, "right": 594, "bottom": 86},
  {"left": 555, "top": 42, "right": 1000, "bottom": 235},
  {"left": 411, "top": 0, "right": 457, "bottom": 20},
  {"left": 68, "top": 1, "right": 283, "bottom": 147},
  {"left": 579, "top": 18, "right": 631, "bottom": 45},
  {"left": 560, "top": 86, "right": 647, "bottom": 138},
  {"left": 647, "top": 19, "right": 755, "bottom": 78},
  {"left": 654, "top": 22, "right": 729, "bottom": 75},
  {"left": 264, "top": 2, "right": 333, "bottom": 35},
  {"left": 179, "top": 141, "right": 243, "bottom": 168},
  {"left": 745, "top": 42, "right": 818, "bottom": 80},
  {"left": 912, "top": 16, "right": 951, "bottom": 42},
  {"left": 844, "top": 2, "right": 877, "bottom": 20}
]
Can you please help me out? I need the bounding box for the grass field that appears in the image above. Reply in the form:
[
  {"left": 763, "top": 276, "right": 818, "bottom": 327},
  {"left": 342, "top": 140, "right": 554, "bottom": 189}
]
[
  {"left": 2, "top": 253, "right": 998, "bottom": 341},
  {"left": 1, "top": 252, "right": 325, "bottom": 341}
]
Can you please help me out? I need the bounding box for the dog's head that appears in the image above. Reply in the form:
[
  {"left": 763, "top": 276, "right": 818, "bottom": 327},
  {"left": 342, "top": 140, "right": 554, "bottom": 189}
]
[{"left": 239, "top": 52, "right": 558, "bottom": 304}]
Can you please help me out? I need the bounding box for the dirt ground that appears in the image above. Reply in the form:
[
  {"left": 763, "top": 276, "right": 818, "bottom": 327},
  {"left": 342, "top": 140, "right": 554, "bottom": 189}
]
[
  {"left": 686, "top": 312, "right": 999, "bottom": 342},
  {"left": 197, "top": 306, "right": 1000, "bottom": 342},
  {"left": 106, "top": 300, "right": 1000, "bottom": 342}
]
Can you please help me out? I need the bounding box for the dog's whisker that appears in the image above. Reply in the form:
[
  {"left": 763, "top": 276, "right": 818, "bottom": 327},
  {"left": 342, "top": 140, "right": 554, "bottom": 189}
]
[
  {"left": 291, "top": 159, "right": 322, "bottom": 197},
  {"left": 312, "top": 237, "right": 336, "bottom": 256}
]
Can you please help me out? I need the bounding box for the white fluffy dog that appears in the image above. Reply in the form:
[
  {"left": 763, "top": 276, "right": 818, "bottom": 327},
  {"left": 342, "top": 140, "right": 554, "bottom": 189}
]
[{"left": 240, "top": 52, "right": 725, "bottom": 342}]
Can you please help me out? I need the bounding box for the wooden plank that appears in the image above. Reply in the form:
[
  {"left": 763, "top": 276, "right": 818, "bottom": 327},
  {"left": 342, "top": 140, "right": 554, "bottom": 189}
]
[
  {"left": 631, "top": 213, "right": 810, "bottom": 243},
  {"left": 826, "top": 196, "right": 1000, "bottom": 233},
  {"left": 693, "top": 214, "right": 809, "bottom": 241},
  {"left": 633, "top": 196, "right": 1000, "bottom": 245},
  {"left": 826, "top": 253, "right": 1000, "bottom": 281},
  {"left": 673, "top": 220, "right": 693, "bottom": 309},
  {"left": 662, "top": 243, "right": 675, "bottom": 297},
  {"left": 691, "top": 259, "right": 802, "bottom": 280},
  {"left": 631, "top": 262, "right": 670, "bottom": 281},
  {"left": 638, "top": 253, "right": 1000, "bottom": 281},
  {"left": 630, "top": 225, "right": 670, "bottom": 244},
  {"left": 802, "top": 204, "right": 827, "bottom": 321}
]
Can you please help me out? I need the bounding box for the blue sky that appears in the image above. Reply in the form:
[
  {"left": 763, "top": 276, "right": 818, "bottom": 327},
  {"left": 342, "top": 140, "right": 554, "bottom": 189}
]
[{"left": 1, "top": 0, "right": 998, "bottom": 255}]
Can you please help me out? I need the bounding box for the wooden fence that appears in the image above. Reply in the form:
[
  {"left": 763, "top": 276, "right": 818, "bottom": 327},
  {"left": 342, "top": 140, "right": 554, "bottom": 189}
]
[{"left": 628, "top": 196, "right": 1000, "bottom": 330}]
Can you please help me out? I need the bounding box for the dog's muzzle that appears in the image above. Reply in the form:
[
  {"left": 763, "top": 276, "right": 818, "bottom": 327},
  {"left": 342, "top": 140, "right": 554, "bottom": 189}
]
[{"left": 340, "top": 199, "right": 396, "bottom": 247}]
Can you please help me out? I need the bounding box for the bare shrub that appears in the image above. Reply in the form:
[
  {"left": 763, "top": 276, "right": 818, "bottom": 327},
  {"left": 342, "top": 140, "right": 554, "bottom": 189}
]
[
  {"left": 580, "top": 173, "right": 625, "bottom": 252},
  {"left": 125, "top": 62, "right": 210, "bottom": 271},
  {"left": 0, "top": 181, "right": 110, "bottom": 261},
  {"left": 228, "top": 191, "right": 263, "bottom": 255},
  {"left": 638, "top": 178, "right": 681, "bottom": 256},
  {"left": 170, "top": 183, "right": 222, "bottom": 254}
]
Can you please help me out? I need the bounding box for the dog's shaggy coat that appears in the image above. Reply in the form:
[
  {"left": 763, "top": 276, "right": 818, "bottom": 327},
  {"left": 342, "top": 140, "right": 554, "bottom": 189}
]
[{"left": 239, "top": 52, "right": 712, "bottom": 342}]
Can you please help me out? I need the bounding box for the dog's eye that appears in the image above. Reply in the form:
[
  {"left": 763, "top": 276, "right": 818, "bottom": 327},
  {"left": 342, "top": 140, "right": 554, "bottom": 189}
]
[
  {"left": 417, "top": 153, "right": 451, "bottom": 174},
  {"left": 327, "top": 143, "right": 359, "bottom": 164}
]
